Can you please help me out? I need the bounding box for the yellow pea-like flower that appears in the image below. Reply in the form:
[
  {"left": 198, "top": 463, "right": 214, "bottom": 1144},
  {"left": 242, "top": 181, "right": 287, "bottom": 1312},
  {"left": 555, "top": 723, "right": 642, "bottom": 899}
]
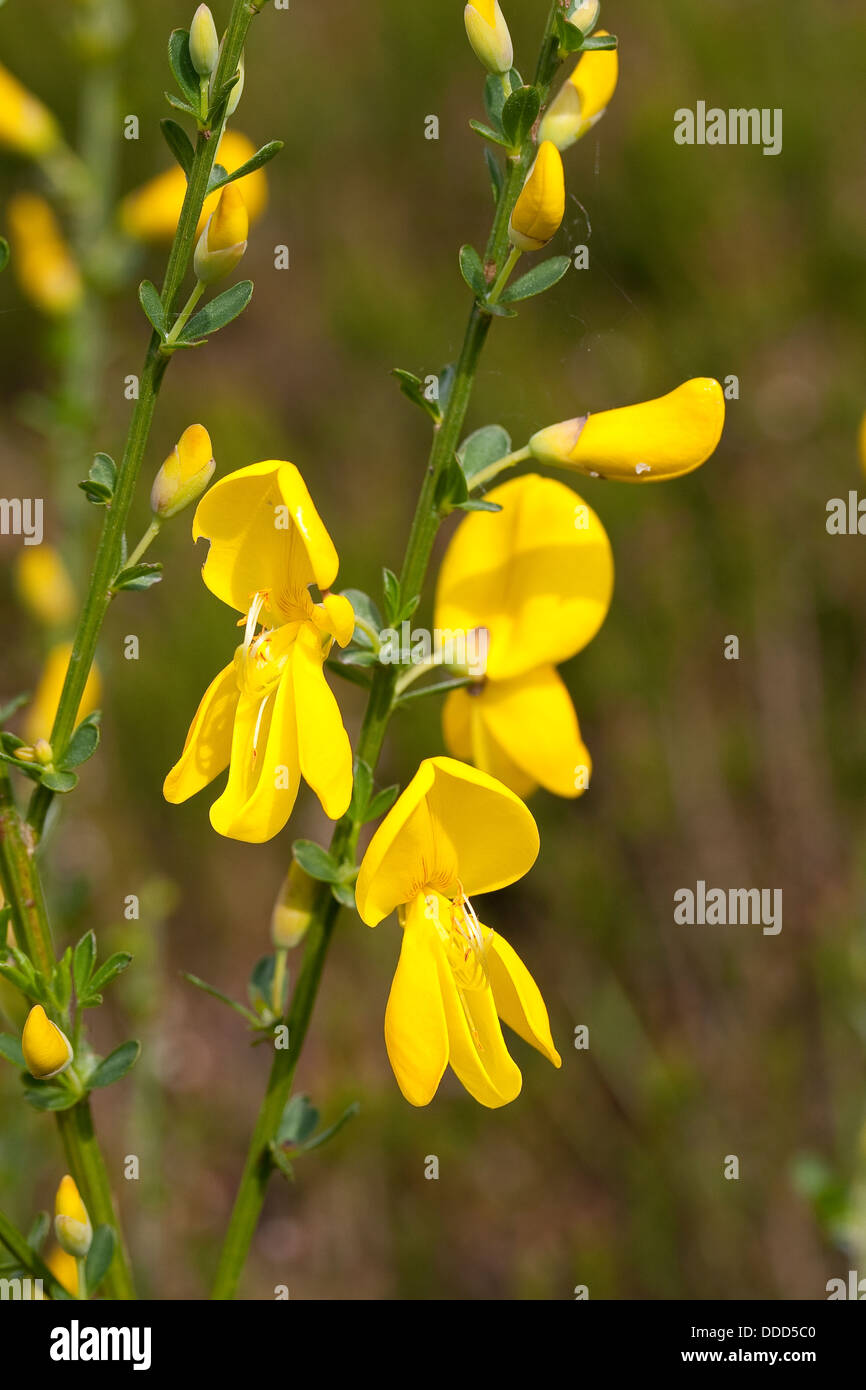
[
  {"left": 118, "top": 130, "right": 267, "bottom": 242},
  {"left": 529, "top": 378, "right": 726, "bottom": 482},
  {"left": 54, "top": 1175, "right": 92, "bottom": 1259},
  {"left": 190, "top": 4, "right": 219, "bottom": 78},
  {"left": 24, "top": 643, "right": 101, "bottom": 746},
  {"left": 21, "top": 1004, "right": 73, "bottom": 1079},
  {"left": 44, "top": 1244, "right": 79, "bottom": 1298},
  {"left": 356, "top": 756, "right": 561, "bottom": 1108},
  {"left": 14, "top": 545, "right": 77, "bottom": 629},
  {"left": 0, "top": 62, "right": 60, "bottom": 157},
  {"left": 435, "top": 473, "right": 612, "bottom": 799},
  {"left": 464, "top": 1, "right": 513, "bottom": 76},
  {"left": 539, "top": 35, "right": 619, "bottom": 151},
  {"left": 7, "top": 194, "right": 83, "bottom": 317},
  {"left": 271, "top": 860, "right": 319, "bottom": 949},
  {"left": 193, "top": 184, "right": 248, "bottom": 284},
  {"left": 508, "top": 141, "right": 566, "bottom": 252},
  {"left": 151, "top": 423, "right": 215, "bottom": 519}
]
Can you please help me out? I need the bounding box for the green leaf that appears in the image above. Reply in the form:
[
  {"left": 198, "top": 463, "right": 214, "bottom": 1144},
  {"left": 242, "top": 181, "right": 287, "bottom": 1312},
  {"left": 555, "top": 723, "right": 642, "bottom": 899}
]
[
  {"left": 457, "top": 424, "right": 512, "bottom": 486},
  {"left": 204, "top": 162, "right": 229, "bottom": 196},
  {"left": 340, "top": 589, "right": 383, "bottom": 646},
  {"left": 269, "top": 1142, "right": 295, "bottom": 1182},
  {"left": 22, "top": 1079, "right": 78, "bottom": 1111},
  {"left": 0, "top": 1034, "right": 26, "bottom": 1069},
  {"left": 53, "top": 948, "right": 73, "bottom": 1012},
  {"left": 382, "top": 568, "right": 401, "bottom": 625},
  {"left": 350, "top": 759, "right": 373, "bottom": 818},
  {"left": 88, "top": 1040, "right": 141, "bottom": 1089},
  {"left": 336, "top": 649, "right": 379, "bottom": 669},
  {"left": 365, "top": 784, "right": 400, "bottom": 821},
  {"left": 139, "top": 280, "right": 167, "bottom": 337},
  {"left": 277, "top": 1094, "right": 319, "bottom": 1146},
  {"left": 209, "top": 140, "right": 284, "bottom": 190},
  {"left": 113, "top": 562, "right": 163, "bottom": 593},
  {"left": 40, "top": 770, "right": 78, "bottom": 793},
  {"left": 181, "top": 972, "right": 259, "bottom": 1023},
  {"left": 160, "top": 117, "right": 194, "bottom": 175},
  {"left": 248, "top": 955, "right": 285, "bottom": 1016},
  {"left": 500, "top": 255, "right": 571, "bottom": 303},
  {"left": 501, "top": 85, "right": 541, "bottom": 149},
  {"left": 168, "top": 28, "right": 200, "bottom": 106},
  {"left": 437, "top": 362, "right": 457, "bottom": 414},
  {"left": 73, "top": 931, "right": 97, "bottom": 997},
  {"left": 0, "top": 237, "right": 9, "bottom": 274},
  {"left": 580, "top": 32, "right": 617, "bottom": 50},
  {"left": 163, "top": 92, "right": 198, "bottom": 119},
  {"left": 468, "top": 118, "right": 509, "bottom": 148},
  {"left": 554, "top": 13, "right": 588, "bottom": 55},
  {"left": 483, "top": 71, "right": 510, "bottom": 128},
  {"left": 0, "top": 692, "right": 30, "bottom": 723},
  {"left": 458, "top": 243, "right": 487, "bottom": 297},
  {"left": 485, "top": 148, "right": 504, "bottom": 203},
  {"left": 330, "top": 881, "right": 357, "bottom": 909},
  {"left": 85, "top": 1226, "right": 115, "bottom": 1293},
  {"left": 26, "top": 1211, "right": 50, "bottom": 1252},
  {"left": 61, "top": 711, "right": 101, "bottom": 771},
  {"left": 326, "top": 658, "right": 372, "bottom": 690},
  {"left": 453, "top": 498, "right": 503, "bottom": 512},
  {"left": 183, "top": 280, "right": 254, "bottom": 342},
  {"left": 298, "top": 1100, "right": 360, "bottom": 1153},
  {"left": 88, "top": 952, "right": 132, "bottom": 995},
  {"left": 78, "top": 452, "right": 116, "bottom": 508},
  {"left": 391, "top": 368, "right": 441, "bottom": 423},
  {"left": 292, "top": 840, "right": 341, "bottom": 884}
]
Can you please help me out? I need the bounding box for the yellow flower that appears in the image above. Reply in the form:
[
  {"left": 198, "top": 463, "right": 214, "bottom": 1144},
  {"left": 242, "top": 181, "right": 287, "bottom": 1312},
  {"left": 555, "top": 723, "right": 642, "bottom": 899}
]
[
  {"left": 7, "top": 193, "right": 83, "bottom": 316},
  {"left": 529, "top": 377, "right": 726, "bottom": 482},
  {"left": 539, "top": 35, "right": 618, "bottom": 151},
  {"left": 164, "top": 461, "right": 355, "bottom": 842},
  {"left": 193, "top": 183, "right": 248, "bottom": 284},
  {"left": 44, "top": 1244, "right": 79, "bottom": 1298},
  {"left": 54, "top": 1175, "right": 92, "bottom": 1259},
  {"left": 0, "top": 63, "right": 60, "bottom": 157},
  {"left": 435, "top": 474, "right": 612, "bottom": 798},
  {"left": 508, "top": 140, "right": 566, "bottom": 252},
  {"left": 118, "top": 130, "right": 267, "bottom": 242},
  {"left": 21, "top": 1004, "right": 73, "bottom": 1079},
  {"left": 14, "top": 545, "right": 77, "bottom": 629},
  {"left": 464, "top": 1, "right": 513, "bottom": 76},
  {"left": 151, "top": 423, "right": 215, "bottom": 519},
  {"left": 356, "top": 756, "right": 561, "bottom": 1107},
  {"left": 24, "top": 643, "right": 101, "bottom": 746}
]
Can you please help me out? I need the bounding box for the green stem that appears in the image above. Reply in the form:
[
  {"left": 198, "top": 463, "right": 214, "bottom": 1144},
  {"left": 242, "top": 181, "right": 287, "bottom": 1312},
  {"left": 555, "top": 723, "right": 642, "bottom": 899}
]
[
  {"left": 211, "top": 5, "right": 567, "bottom": 1300},
  {"left": 0, "top": 1206, "right": 75, "bottom": 1300},
  {"left": 163, "top": 280, "right": 205, "bottom": 348},
  {"left": 57, "top": 1101, "right": 135, "bottom": 1300},
  {"left": 470, "top": 443, "right": 532, "bottom": 491},
  {"left": 124, "top": 518, "right": 162, "bottom": 572},
  {"left": 486, "top": 245, "right": 522, "bottom": 305},
  {"left": 0, "top": 764, "right": 53, "bottom": 977}
]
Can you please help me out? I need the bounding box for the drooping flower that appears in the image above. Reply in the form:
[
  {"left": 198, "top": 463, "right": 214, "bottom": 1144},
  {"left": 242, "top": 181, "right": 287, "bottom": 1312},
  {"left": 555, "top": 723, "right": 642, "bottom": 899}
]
[
  {"left": 528, "top": 378, "right": 726, "bottom": 481},
  {"left": 508, "top": 140, "right": 566, "bottom": 253},
  {"left": 7, "top": 194, "right": 83, "bottom": 316},
  {"left": 435, "top": 473, "right": 612, "bottom": 798},
  {"left": 24, "top": 644, "right": 101, "bottom": 746},
  {"left": 464, "top": 1, "right": 513, "bottom": 76},
  {"left": 54, "top": 1175, "right": 92, "bottom": 1259},
  {"left": 164, "top": 461, "right": 354, "bottom": 842},
  {"left": 118, "top": 130, "right": 267, "bottom": 242},
  {"left": 539, "top": 34, "right": 619, "bottom": 151},
  {"left": 355, "top": 756, "right": 561, "bottom": 1107},
  {"left": 21, "top": 1004, "right": 73, "bottom": 1079},
  {"left": 14, "top": 545, "right": 77, "bottom": 629},
  {"left": 193, "top": 184, "right": 248, "bottom": 285},
  {"left": 0, "top": 62, "right": 60, "bottom": 157}
]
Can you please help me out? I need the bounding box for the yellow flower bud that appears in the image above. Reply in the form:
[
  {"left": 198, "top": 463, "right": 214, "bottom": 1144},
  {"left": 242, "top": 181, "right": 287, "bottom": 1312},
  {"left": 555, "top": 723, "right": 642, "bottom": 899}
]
[
  {"left": 539, "top": 36, "right": 618, "bottom": 151},
  {"left": 0, "top": 62, "right": 60, "bottom": 157},
  {"left": 508, "top": 141, "right": 565, "bottom": 252},
  {"left": 24, "top": 643, "right": 101, "bottom": 746},
  {"left": 151, "top": 423, "right": 215, "bottom": 519},
  {"left": 54, "top": 1175, "right": 92, "bottom": 1260},
  {"left": 119, "top": 131, "right": 267, "bottom": 243},
  {"left": 190, "top": 5, "right": 219, "bottom": 77},
  {"left": 464, "top": 1, "right": 513, "bottom": 76},
  {"left": 21, "top": 1004, "right": 73, "bottom": 1080},
  {"left": 528, "top": 378, "right": 726, "bottom": 482},
  {"left": 568, "top": 1, "right": 600, "bottom": 34},
  {"left": 44, "top": 1244, "right": 79, "bottom": 1298},
  {"left": 14, "top": 545, "right": 77, "bottom": 628},
  {"left": 193, "top": 184, "right": 248, "bottom": 284},
  {"left": 7, "top": 194, "right": 83, "bottom": 317},
  {"left": 271, "top": 860, "right": 319, "bottom": 950}
]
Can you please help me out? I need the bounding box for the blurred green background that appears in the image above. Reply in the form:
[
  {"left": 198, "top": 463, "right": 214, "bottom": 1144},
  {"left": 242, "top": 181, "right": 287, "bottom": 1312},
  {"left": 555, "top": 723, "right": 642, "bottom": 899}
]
[{"left": 2, "top": 0, "right": 866, "bottom": 1299}]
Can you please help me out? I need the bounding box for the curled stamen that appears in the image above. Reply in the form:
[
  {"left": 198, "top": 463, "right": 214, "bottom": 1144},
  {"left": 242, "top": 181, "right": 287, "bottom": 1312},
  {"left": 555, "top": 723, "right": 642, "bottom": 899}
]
[{"left": 243, "top": 590, "right": 269, "bottom": 654}]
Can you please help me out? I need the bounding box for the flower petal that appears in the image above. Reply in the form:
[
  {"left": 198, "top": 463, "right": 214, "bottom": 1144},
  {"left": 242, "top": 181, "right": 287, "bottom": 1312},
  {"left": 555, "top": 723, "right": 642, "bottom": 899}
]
[
  {"left": 292, "top": 624, "right": 353, "bottom": 820},
  {"left": 478, "top": 665, "right": 591, "bottom": 798},
  {"left": 209, "top": 660, "right": 300, "bottom": 842},
  {"left": 486, "top": 932, "right": 562, "bottom": 1067},
  {"left": 384, "top": 896, "right": 450, "bottom": 1106},
  {"left": 435, "top": 472, "right": 614, "bottom": 679},
  {"left": 434, "top": 949, "right": 521, "bottom": 1107},
  {"left": 163, "top": 659, "right": 237, "bottom": 803},
  {"left": 443, "top": 687, "right": 537, "bottom": 798}
]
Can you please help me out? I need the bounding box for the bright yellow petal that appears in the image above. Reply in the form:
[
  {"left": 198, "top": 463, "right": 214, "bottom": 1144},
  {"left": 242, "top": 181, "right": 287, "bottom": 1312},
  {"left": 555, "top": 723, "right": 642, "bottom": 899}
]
[
  {"left": 466, "top": 690, "right": 539, "bottom": 800},
  {"left": 487, "top": 931, "right": 562, "bottom": 1067},
  {"left": 355, "top": 756, "right": 539, "bottom": 926},
  {"left": 163, "top": 659, "right": 238, "bottom": 803},
  {"left": 478, "top": 665, "right": 591, "bottom": 798},
  {"left": 209, "top": 661, "right": 300, "bottom": 842},
  {"left": 384, "top": 896, "right": 450, "bottom": 1106},
  {"left": 292, "top": 624, "right": 353, "bottom": 820},
  {"left": 434, "top": 947, "right": 521, "bottom": 1107},
  {"left": 529, "top": 378, "right": 725, "bottom": 482},
  {"left": 194, "top": 460, "right": 339, "bottom": 621},
  {"left": 316, "top": 592, "right": 355, "bottom": 648},
  {"left": 509, "top": 140, "right": 565, "bottom": 252},
  {"left": 435, "top": 472, "right": 614, "bottom": 679},
  {"left": 44, "top": 1245, "right": 79, "bottom": 1298},
  {"left": 118, "top": 130, "right": 267, "bottom": 241},
  {"left": 539, "top": 36, "right": 618, "bottom": 151}
]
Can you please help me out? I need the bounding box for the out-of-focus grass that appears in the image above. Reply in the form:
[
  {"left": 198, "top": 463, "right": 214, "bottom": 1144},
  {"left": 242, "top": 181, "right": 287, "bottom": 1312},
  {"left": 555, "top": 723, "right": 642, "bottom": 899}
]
[{"left": 1, "top": 0, "right": 865, "bottom": 1298}]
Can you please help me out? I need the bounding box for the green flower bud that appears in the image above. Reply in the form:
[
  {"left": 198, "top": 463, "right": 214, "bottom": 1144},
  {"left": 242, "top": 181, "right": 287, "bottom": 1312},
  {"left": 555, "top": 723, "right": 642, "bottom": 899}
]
[{"left": 190, "top": 5, "right": 219, "bottom": 78}]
